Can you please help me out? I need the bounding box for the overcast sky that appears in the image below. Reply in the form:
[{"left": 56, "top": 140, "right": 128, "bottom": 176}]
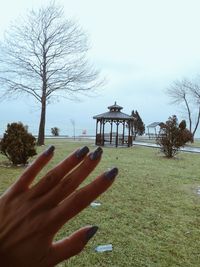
[{"left": 1, "top": 0, "right": 200, "bottom": 136}]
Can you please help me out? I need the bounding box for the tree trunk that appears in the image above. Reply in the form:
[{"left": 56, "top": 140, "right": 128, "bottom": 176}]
[
  {"left": 192, "top": 106, "right": 200, "bottom": 137},
  {"left": 37, "top": 98, "right": 46, "bottom": 146},
  {"left": 184, "top": 96, "right": 192, "bottom": 132},
  {"left": 37, "top": 46, "right": 47, "bottom": 146}
]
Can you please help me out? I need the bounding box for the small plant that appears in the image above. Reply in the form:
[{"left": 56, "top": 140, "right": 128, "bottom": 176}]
[
  {"left": 51, "top": 127, "right": 60, "bottom": 136},
  {"left": 0, "top": 122, "right": 37, "bottom": 165},
  {"left": 156, "top": 115, "right": 193, "bottom": 158}
]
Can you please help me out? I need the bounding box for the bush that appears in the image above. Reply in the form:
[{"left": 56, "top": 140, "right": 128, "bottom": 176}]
[
  {"left": 51, "top": 127, "right": 60, "bottom": 136},
  {"left": 0, "top": 122, "right": 37, "bottom": 165},
  {"left": 156, "top": 115, "right": 193, "bottom": 158}
]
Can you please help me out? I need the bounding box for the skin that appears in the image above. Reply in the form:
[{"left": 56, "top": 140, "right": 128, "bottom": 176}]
[{"left": 0, "top": 146, "right": 118, "bottom": 267}]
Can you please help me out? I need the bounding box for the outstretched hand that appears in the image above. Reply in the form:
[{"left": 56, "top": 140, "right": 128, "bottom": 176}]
[{"left": 0, "top": 145, "right": 118, "bottom": 267}]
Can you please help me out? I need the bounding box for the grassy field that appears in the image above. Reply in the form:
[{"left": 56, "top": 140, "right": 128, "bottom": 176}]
[{"left": 0, "top": 139, "right": 200, "bottom": 266}]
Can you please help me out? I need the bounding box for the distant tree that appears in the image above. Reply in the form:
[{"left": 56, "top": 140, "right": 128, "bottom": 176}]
[
  {"left": 156, "top": 115, "right": 193, "bottom": 158},
  {"left": 51, "top": 127, "right": 60, "bottom": 136},
  {"left": 0, "top": 122, "right": 37, "bottom": 165},
  {"left": 131, "top": 110, "right": 145, "bottom": 139},
  {"left": 167, "top": 78, "right": 200, "bottom": 137},
  {"left": 0, "top": 2, "right": 102, "bottom": 146}
]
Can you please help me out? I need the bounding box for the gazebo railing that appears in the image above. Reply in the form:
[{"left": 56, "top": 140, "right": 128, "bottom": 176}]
[{"left": 96, "top": 133, "right": 132, "bottom": 146}]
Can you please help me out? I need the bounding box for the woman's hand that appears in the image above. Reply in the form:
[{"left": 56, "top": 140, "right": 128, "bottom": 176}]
[{"left": 0, "top": 145, "right": 118, "bottom": 267}]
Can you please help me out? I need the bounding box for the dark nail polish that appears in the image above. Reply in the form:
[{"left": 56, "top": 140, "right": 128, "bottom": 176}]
[
  {"left": 76, "top": 146, "right": 89, "bottom": 159},
  {"left": 86, "top": 226, "right": 98, "bottom": 241},
  {"left": 44, "top": 145, "right": 55, "bottom": 156},
  {"left": 105, "top": 167, "right": 118, "bottom": 181},
  {"left": 90, "top": 147, "right": 103, "bottom": 160}
]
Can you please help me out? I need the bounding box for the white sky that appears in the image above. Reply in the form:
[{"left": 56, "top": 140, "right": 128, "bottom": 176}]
[{"left": 1, "top": 0, "right": 200, "bottom": 136}]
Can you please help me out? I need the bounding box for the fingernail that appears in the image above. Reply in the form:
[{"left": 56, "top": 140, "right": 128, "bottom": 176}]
[
  {"left": 104, "top": 167, "right": 118, "bottom": 181},
  {"left": 44, "top": 145, "right": 55, "bottom": 156},
  {"left": 90, "top": 147, "right": 103, "bottom": 160},
  {"left": 86, "top": 226, "right": 99, "bottom": 241},
  {"left": 76, "top": 146, "right": 89, "bottom": 159}
]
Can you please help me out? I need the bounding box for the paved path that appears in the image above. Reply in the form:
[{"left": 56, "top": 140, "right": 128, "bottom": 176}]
[{"left": 133, "top": 141, "right": 200, "bottom": 153}]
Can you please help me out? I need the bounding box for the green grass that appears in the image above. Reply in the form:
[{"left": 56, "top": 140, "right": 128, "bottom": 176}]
[{"left": 1, "top": 139, "right": 200, "bottom": 266}]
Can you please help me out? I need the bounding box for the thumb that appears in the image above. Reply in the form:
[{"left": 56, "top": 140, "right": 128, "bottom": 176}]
[{"left": 46, "top": 226, "right": 98, "bottom": 267}]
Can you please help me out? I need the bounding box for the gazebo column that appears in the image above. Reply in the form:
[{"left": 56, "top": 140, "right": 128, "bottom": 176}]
[
  {"left": 102, "top": 119, "right": 105, "bottom": 146},
  {"left": 99, "top": 120, "right": 102, "bottom": 135},
  {"left": 122, "top": 121, "right": 125, "bottom": 145},
  {"left": 128, "top": 121, "right": 131, "bottom": 147},
  {"left": 95, "top": 120, "right": 98, "bottom": 145},
  {"left": 110, "top": 121, "right": 113, "bottom": 144},
  {"left": 116, "top": 121, "right": 119, "bottom": 147},
  {"left": 99, "top": 119, "right": 103, "bottom": 145},
  {"left": 96, "top": 120, "right": 98, "bottom": 135}
]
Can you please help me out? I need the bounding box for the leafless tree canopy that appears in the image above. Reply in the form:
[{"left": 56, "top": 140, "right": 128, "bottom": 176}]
[
  {"left": 0, "top": 3, "right": 102, "bottom": 145},
  {"left": 167, "top": 78, "right": 200, "bottom": 136},
  {"left": 0, "top": 4, "right": 100, "bottom": 102}
]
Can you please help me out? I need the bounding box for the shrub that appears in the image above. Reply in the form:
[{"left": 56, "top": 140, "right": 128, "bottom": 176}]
[
  {"left": 156, "top": 115, "right": 193, "bottom": 158},
  {"left": 51, "top": 127, "right": 60, "bottom": 136},
  {"left": 0, "top": 122, "right": 37, "bottom": 165}
]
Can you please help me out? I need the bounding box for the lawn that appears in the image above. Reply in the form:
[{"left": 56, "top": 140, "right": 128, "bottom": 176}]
[{"left": 0, "top": 139, "right": 200, "bottom": 266}]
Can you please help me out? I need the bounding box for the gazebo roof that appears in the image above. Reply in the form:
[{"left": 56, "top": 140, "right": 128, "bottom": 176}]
[
  {"left": 108, "top": 102, "right": 123, "bottom": 111},
  {"left": 147, "top": 122, "right": 162, "bottom": 128},
  {"left": 93, "top": 102, "right": 132, "bottom": 120}
]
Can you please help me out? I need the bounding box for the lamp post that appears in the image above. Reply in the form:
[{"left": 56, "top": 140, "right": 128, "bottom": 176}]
[{"left": 70, "top": 119, "right": 75, "bottom": 140}]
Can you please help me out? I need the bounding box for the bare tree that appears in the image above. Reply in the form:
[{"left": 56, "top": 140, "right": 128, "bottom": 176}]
[
  {"left": 167, "top": 78, "right": 200, "bottom": 137},
  {"left": 0, "top": 3, "right": 101, "bottom": 145}
]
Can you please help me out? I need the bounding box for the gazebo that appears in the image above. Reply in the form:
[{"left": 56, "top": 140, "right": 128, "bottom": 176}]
[
  {"left": 93, "top": 102, "right": 133, "bottom": 147},
  {"left": 147, "top": 122, "right": 162, "bottom": 139}
]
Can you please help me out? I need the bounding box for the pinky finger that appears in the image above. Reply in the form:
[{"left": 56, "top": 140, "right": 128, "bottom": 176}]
[
  {"left": 11, "top": 145, "right": 55, "bottom": 194},
  {"left": 45, "top": 226, "right": 98, "bottom": 267}
]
